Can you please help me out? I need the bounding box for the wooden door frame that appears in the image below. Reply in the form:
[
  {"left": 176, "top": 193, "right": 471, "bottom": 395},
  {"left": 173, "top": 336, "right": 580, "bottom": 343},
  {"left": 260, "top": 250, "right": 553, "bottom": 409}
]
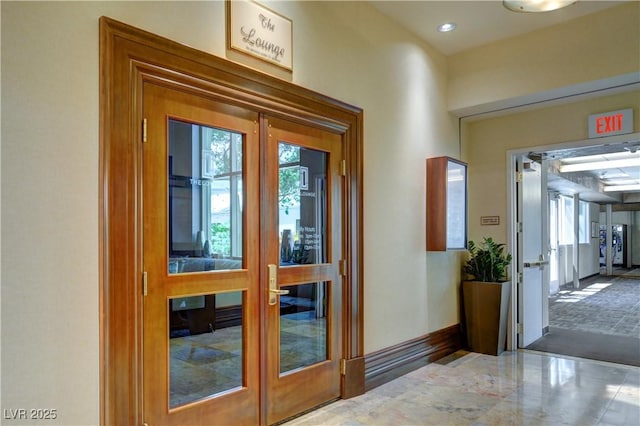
[{"left": 99, "top": 17, "right": 364, "bottom": 425}]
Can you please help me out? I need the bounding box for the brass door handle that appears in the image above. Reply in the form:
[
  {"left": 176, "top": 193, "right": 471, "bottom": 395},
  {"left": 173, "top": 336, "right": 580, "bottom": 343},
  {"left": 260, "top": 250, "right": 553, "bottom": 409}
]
[{"left": 268, "top": 264, "right": 289, "bottom": 305}]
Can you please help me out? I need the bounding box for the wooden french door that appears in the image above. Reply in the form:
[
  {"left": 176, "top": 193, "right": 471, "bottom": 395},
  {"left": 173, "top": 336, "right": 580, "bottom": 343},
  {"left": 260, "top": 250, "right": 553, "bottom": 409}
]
[
  {"left": 142, "top": 82, "right": 343, "bottom": 425},
  {"left": 263, "top": 117, "right": 343, "bottom": 424},
  {"left": 143, "top": 82, "right": 260, "bottom": 425}
]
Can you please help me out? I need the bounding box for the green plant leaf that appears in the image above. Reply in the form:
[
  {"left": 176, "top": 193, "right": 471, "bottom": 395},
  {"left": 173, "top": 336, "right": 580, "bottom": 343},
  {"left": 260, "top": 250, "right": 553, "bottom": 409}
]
[{"left": 463, "top": 237, "right": 512, "bottom": 282}]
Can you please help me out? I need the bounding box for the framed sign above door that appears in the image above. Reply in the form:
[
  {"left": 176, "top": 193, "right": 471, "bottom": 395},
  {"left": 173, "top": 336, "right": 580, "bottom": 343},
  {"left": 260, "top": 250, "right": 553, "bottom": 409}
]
[{"left": 227, "top": 0, "right": 293, "bottom": 71}]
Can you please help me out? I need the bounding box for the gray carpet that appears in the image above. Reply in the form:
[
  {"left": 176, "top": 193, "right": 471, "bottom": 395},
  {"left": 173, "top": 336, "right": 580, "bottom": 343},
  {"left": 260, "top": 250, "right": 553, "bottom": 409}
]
[
  {"left": 548, "top": 276, "right": 640, "bottom": 338},
  {"left": 526, "top": 326, "right": 640, "bottom": 367},
  {"left": 526, "top": 275, "right": 640, "bottom": 366}
]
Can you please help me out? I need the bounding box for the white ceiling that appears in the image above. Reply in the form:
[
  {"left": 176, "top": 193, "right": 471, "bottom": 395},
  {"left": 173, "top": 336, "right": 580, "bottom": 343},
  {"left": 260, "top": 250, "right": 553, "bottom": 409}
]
[
  {"left": 370, "top": 0, "right": 628, "bottom": 56},
  {"left": 371, "top": 0, "right": 639, "bottom": 203},
  {"left": 544, "top": 140, "right": 640, "bottom": 202}
]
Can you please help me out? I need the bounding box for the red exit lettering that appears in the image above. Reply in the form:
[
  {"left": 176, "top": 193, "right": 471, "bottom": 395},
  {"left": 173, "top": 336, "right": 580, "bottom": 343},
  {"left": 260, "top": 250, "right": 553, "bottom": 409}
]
[{"left": 596, "top": 114, "right": 624, "bottom": 134}]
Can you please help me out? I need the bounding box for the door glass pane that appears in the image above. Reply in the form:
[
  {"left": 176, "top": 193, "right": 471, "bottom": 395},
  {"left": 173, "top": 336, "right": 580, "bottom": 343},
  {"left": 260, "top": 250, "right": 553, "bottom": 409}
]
[
  {"left": 279, "top": 282, "right": 328, "bottom": 373},
  {"left": 446, "top": 160, "right": 467, "bottom": 249},
  {"left": 168, "top": 119, "right": 243, "bottom": 274},
  {"left": 278, "top": 143, "right": 327, "bottom": 265},
  {"left": 169, "top": 291, "right": 244, "bottom": 408},
  {"left": 549, "top": 198, "right": 559, "bottom": 292}
]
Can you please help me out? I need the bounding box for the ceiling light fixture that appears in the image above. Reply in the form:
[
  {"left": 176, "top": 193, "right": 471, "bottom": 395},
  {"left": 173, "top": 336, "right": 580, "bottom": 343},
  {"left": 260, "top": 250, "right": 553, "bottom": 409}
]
[
  {"left": 603, "top": 184, "right": 640, "bottom": 192},
  {"left": 559, "top": 158, "right": 640, "bottom": 173},
  {"left": 602, "top": 178, "right": 638, "bottom": 185},
  {"left": 503, "top": 0, "right": 577, "bottom": 13},
  {"left": 437, "top": 22, "right": 457, "bottom": 33}
]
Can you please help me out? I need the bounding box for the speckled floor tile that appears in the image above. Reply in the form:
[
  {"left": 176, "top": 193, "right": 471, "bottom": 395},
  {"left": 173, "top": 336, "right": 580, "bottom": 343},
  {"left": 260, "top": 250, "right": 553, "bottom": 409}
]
[{"left": 284, "top": 351, "right": 640, "bottom": 426}]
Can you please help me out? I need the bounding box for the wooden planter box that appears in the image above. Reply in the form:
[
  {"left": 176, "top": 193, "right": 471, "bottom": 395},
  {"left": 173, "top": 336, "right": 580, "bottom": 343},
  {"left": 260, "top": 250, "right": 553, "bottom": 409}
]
[{"left": 462, "top": 280, "right": 511, "bottom": 356}]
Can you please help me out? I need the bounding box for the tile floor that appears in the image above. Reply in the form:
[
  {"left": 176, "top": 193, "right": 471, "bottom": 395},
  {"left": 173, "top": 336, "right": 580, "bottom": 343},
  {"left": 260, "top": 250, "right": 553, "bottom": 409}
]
[
  {"left": 169, "top": 325, "right": 243, "bottom": 408},
  {"left": 284, "top": 350, "right": 640, "bottom": 426},
  {"left": 169, "top": 300, "right": 326, "bottom": 407},
  {"left": 168, "top": 276, "right": 639, "bottom": 422}
]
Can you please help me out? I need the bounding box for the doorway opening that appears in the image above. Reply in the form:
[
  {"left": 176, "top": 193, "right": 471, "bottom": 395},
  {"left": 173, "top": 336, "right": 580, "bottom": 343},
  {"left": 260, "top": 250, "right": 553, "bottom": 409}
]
[
  {"left": 99, "top": 17, "right": 364, "bottom": 425},
  {"left": 509, "top": 132, "right": 640, "bottom": 366}
]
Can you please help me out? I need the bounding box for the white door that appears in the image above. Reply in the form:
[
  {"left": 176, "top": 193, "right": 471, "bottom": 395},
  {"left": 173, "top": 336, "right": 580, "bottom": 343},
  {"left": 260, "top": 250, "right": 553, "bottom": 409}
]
[
  {"left": 548, "top": 195, "right": 560, "bottom": 294},
  {"left": 517, "top": 157, "right": 547, "bottom": 347}
]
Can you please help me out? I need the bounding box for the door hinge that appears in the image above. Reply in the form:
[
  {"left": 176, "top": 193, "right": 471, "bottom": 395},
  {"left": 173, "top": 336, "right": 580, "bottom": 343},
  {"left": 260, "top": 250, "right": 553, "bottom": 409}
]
[
  {"left": 517, "top": 222, "right": 523, "bottom": 233},
  {"left": 340, "top": 159, "right": 346, "bottom": 177},
  {"left": 143, "top": 271, "right": 148, "bottom": 296},
  {"left": 516, "top": 171, "right": 523, "bottom": 182},
  {"left": 518, "top": 272, "right": 523, "bottom": 283},
  {"left": 339, "top": 259, "right": 347, "bottom": 276},
  {"left": 340, "top": 358, "right": 346, "bottom": 375},
  {"left": 142, "top": 118, "right": 148, "bottom": 143},
  {"left": 517, "top": 323, "right": 523, "bottom": 334}
]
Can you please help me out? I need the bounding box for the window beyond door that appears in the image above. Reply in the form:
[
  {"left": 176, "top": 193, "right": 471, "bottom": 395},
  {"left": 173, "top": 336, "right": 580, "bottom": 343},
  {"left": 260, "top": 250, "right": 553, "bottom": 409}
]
[
  {"left": 558, "top": 195, "right": 589, "bottom": 245},
  {"left": 168, "top": 119, "right": 244, "bottom": 274},
  {"left": 278, "top": 143, "right": 328, "bottom": 265}
]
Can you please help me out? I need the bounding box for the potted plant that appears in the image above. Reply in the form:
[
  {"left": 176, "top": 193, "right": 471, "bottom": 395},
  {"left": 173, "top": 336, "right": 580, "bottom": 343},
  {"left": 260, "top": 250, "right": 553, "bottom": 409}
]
[{"left": 462, "top": 237, "right": 512, "bottom": 355}]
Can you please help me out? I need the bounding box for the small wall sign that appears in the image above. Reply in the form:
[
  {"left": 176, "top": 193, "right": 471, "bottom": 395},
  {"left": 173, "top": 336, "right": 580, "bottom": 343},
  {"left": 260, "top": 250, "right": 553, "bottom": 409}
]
[
  {"left": 227, "top": 0, "right": 293, "bottom": 71},
  {"left": 588, "top": 108, "right": 633, "bottom": 138},
  {"left": 481, "top": 216, "right": 500, "bottom": 226}
]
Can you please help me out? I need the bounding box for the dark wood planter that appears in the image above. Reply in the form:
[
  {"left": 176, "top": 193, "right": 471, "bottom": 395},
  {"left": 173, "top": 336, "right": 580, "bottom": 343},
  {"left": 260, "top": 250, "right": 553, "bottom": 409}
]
[{"left": 462, "top": 280, "right": 511, "bottom": 356}]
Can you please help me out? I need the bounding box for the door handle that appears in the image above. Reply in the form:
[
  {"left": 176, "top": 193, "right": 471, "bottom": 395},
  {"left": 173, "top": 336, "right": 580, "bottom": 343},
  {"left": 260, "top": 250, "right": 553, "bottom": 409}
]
[
  {"left": 524, "top": 261, "right": 549, "bottom": 268},
  {"left": 524, "top": 255, "right": 550, "bottom": 269},
  {"left": 268, "top": 264, "right": 289, "bottom": 305}
]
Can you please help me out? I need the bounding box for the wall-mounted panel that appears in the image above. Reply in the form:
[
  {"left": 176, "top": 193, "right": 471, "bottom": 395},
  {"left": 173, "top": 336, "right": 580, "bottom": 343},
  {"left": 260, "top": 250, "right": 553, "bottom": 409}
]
[{"left": 426, "top": 157, "right": 468, "bottom": 251}]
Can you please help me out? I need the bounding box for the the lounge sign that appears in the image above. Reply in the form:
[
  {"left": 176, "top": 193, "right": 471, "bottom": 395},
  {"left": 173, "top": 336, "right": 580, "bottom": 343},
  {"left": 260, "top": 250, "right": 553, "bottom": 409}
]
[
  {"left": 588, "top": 108, "right": 634, "bottom": 138},
  {"left": 228, "top": 0, "right": 293, "bottom": 71}
]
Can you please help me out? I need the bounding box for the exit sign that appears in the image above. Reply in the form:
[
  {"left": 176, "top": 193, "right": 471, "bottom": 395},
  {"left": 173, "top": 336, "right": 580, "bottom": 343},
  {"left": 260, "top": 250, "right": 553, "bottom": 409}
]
[{"left": 588, "top": 109, "right": 633, "bottom": 138}]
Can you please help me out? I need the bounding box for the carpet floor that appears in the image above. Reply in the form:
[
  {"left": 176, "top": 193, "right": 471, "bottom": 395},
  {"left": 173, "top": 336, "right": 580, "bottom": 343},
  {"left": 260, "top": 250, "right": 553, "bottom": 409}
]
[
  {"left": 548, "top": 275, "right": 640, "bottom": 338},
  {"left": 527, "top": 274, "right": 640, "bottom": 367}
]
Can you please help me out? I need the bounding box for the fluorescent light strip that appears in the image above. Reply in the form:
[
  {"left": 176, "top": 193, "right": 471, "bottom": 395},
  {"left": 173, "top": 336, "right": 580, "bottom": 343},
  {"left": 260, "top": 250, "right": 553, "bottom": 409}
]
[
  {"left": 559, "top": 158, "right": 640, "bottom": 172},
  {"left": 603, "top": 184, "right": 640, "bottom": 192},
  {"left": 602, "top": 179, "right": 638, "bottom": 185}
]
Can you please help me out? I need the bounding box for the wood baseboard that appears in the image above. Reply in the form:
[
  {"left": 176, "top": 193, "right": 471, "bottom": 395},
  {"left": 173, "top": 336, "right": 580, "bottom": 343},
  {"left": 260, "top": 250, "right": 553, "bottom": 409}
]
[{"left": 364, "top": 324, "right": 463, "bottom": 391}]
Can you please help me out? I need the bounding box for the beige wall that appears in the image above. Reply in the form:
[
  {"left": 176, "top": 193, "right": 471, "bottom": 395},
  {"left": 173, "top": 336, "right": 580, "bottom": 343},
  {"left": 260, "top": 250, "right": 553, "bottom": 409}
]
[
  {"left": 2, "top": 1, "right": 638, "bottom": 424},
  {"left": 463, "top": 90, "right": 640, "bottom": 248},
  {"left": 1, "top": 2, "right": 458, "bottom": 424},
  {"left": 449, "top": 2, "right": 640, "bottom": 114}
]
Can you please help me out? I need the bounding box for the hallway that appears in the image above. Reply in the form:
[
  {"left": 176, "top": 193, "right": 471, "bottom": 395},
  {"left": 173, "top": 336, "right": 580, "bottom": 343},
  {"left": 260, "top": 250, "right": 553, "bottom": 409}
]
[
  {"left": 284, "top": 350, "right": 640, "bottom": 426},
  {"left": 549, "top": 275, "right": 639, "bottom": 338},
  {"left": 526, "top": 274, "right": 640, "bottom": 366}
]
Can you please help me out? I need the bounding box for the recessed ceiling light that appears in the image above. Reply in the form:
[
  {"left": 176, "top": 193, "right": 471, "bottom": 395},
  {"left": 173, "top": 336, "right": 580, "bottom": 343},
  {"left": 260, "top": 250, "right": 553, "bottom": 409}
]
[
  {"left": 437, "top": 22, "right": 457, "bottom": 33},
  {"left": 503, "top": 0, "right": 577, "bottom": 13}
]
